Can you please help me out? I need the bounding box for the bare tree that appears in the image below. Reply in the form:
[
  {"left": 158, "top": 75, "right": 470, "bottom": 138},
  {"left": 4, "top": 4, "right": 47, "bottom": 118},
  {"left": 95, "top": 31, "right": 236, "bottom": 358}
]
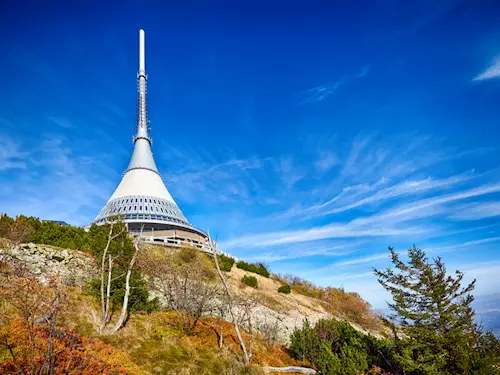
[
  {"left": 208, "top": 233, "right": 250, "bottom": 366},
  {"left": 232, "top": 291, "right": 260, "bottom": 359},
  {"left": 110, "top": 238, "right": 141, "bottom": 334},
  {"left": 7, "top": 219, "right": 34, "bottom": 246},
  {"left": 98, "top": 221, "right": 125, "bottom": 334},
  {"left": 256, "top": 314, "right": 283, "bottom": 348},
  {"left": 142, "top": 246, "right": 223, "bottom": 335},
  {"left": 95, "top": 219, "right": 145, "bottom": 335},
  {"left": 0, "top": 259, "right": 66, "bottom": 375}
]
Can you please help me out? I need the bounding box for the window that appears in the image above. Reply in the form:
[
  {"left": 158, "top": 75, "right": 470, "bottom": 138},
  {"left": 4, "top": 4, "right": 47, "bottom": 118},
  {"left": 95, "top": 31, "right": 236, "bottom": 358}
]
[
  {"left": 129, "top": 206, "right": 131, "bottom": 210},
  {"left": 145, "top": 206, "right": 148, "bottom": 211},
  {"left": 135, "top": 199, "right": 138, "bottom": 203},
  {"left": 140, "top": 199, "right": 142, "bottom": 202},
  {"left": 134, "top": 206, "right": 137, "bottom": 210},
  {"left": 154, "top": 200, "right": 156, "bottom": 203},
  {"left": 149, "top": 199, "right": 152, "bottom": 203},
  {"left": 140, "top": 206, "right": 142, "bottom": 210}
]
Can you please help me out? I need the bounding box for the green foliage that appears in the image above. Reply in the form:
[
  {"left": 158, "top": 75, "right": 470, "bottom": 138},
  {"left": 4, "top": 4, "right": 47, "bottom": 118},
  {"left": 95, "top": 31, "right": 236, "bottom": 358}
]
[
  {"left": 241, "top": 275, "right": 258, "bottom": 289},
  {"left": 289, "top": 318, "right": 388, "bottom": 375},
  {"left": 88, "top": 268, "right": 160, "bottom": 314},
  {"left": 236, "top": 260, "right": 270, "bottom": 278},
  {"left": 216, "top": 253, "right": 235, "bottom": 272},
  {"left": 0, "top": 214, "right": 14, "bottom": 238},
  {"left": 87, "top": 222, "right": 159, "bottom": 314},
  {"left": 278, "top": 284, "right": 291, "bottom": 294},
  {"left": 0, "top": 213, "right": 158, "bottom": 315},
  {"left": 374, "top": 246, "right": 500, "bottom": 375},
  {"left": 0, "top": 214, "right": 90, "bottom": 250}
]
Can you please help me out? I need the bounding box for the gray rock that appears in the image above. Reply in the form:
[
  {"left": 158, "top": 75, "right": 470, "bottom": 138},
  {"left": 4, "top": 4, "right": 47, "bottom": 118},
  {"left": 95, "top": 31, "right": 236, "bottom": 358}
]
[{"left": 52, "top": 254, "right": 65, "bottom": 262}]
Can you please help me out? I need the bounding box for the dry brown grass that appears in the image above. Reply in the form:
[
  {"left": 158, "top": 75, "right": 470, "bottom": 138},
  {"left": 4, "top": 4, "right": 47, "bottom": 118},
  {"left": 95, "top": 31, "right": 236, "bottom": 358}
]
[
  {"left": 140, "top": 243, "right": 387, "bottom": 336},
  {"left": 58, "top": 288, "right": 306, "bottom": 374}
]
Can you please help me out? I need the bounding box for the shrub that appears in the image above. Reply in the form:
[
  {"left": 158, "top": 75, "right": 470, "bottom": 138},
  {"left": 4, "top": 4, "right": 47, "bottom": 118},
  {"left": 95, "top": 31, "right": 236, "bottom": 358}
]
[
  {"left": 236, "top": 260, "right": 270, "bottom": 278},
  {"left": 0, "top": 317, "right": 145, "bottom": 374},
  {"left": 278, "top": 284, "right": 291, "bottom": 294},
  {"left": 0, "top": 213, "right": 90, "bottom": 250},
  {"left": 241, "top": 274, "right": 258, "bottom": 289},
  {"left": 217, "top": 253, "right": 235, "bottom": 272},
  {"left": 289, "top": 318, "right": 390, "bottom": 375}
]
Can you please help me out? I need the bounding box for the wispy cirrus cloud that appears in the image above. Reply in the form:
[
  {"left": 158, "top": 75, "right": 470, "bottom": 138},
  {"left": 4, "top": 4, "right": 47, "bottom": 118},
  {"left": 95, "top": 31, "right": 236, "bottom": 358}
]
[
  {"left": 161, "top": 143, "right": 271, "bottom": 205},
  {"left": 473, "top": 57, "right": 500, "bottom": 82},
  {"left": 220, "top": 175, "right": 500, "bottom": 250},
  {"left": 47, "top": 116, "right": 75, "bottom": 129},
  {"left": 300, "top": 65, "right": 371, "bottom": 104},
  {"left": 0, "top": 135, "right": 28, "bottom": 171},
  {"left": 449, "top": 201, "right": 500, "bottom": 221},
  {"left": 0, "top": 134, "right": 117, "bottom": 225},
  {"left": 314, "top": 151, "right": 340, "bottom": 172},
  {"left": 325, "top": 235, "right": 500, "bottom": 269},
  {"left": 306, "top": 170, "right": 476, "bottom": 218}
]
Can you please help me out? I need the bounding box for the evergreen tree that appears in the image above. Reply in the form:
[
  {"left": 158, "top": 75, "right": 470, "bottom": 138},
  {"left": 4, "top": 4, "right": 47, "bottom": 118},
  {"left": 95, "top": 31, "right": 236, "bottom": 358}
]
[{"left": 374, "top": 246, "right": 500, "bottom": 375}]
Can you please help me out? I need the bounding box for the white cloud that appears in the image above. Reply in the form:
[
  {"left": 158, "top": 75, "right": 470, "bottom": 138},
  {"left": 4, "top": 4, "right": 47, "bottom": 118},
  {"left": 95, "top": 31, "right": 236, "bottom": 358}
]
[
  {"left": 449, "top": 201, "right": 500, "bottom": 221},
  {"left": 314, "top": 151, "right": 339, "bottom": 172},
  {"left": 0, "top": 135, "right": 28, "bottom": 171},
  {"left": 334, "top": 252, "right": 393, "bottom": 266},
  {"left": 242, "top": 240, "right": 361, "bottom": 263},
  {"left": 163, "top": 148, "right": 269, "bottom": 204},
  {"left": 0, "top": 135, "right": 117, "bottom": 225},
  {"left": 312, "top": 170, "right": 475, "bottom": 217},
  {"left": 300, "top": 65, "right": 371, "bottom": 104},
  {"left": 473, "top": 57, "right": 500, "bottom": 81},
  {"left": 221, "top": 181, "right": 500, "bottom": 250},
  {"left": 375, "top": 183, "right": 500, "bottom": 222},
  {"left": 47, "top": 116, "right": 75, "bottom": 129},
  {"left": 220, "top": 221, "right": 428, "bottom": 249},
  {"left": 276, "top": 157, "right": 304, "bottom": 188}
]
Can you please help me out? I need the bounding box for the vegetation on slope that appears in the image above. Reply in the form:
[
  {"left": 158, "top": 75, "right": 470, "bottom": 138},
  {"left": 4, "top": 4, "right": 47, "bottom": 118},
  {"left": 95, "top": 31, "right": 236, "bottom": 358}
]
[
  {"left": 0, "top": 258, "right": 144, "bottom": 375},
  {"left": 290, "top": 318, "right": 390, "bottom": 375},
  {"left": 272, "top": 272, "right": 384, "bottom": 333},
  {"left": 216, "top": 253, "right": 236, "bottom": 272},
  {"left": 278, "top": 284, "right": 291, "bottom": 294},
  {"left": 236, "top": 260, "right": 271, "bottom": 278},
  {"left": 241, "top": 274, "right": 259, "bottom": 289},
  {"left": 374, "top": 246, "right": 500, "bottom": 375},
  {"left": 1, "top": 213, "right": 499, "bottom": 374}
]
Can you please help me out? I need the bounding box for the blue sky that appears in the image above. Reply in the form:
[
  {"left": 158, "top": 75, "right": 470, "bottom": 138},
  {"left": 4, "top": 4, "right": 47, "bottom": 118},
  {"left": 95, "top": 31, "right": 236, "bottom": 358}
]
[{"left": 1, "top": 0, "right": 500, "bottom": 309}]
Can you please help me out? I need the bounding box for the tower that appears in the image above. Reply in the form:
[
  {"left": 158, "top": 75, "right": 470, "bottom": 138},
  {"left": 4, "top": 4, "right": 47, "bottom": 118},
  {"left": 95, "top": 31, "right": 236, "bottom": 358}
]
[{"left": 93, "top": 30, "right": 207, "bottom": 246}]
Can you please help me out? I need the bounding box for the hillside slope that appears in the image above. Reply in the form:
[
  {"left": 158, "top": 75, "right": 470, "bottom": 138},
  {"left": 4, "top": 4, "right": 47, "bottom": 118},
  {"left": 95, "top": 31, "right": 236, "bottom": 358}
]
[
  {"left": 141, "top": 242, "right": 388, "bottom": 341},
  {"left": 0, "top": 239, "right": 388, "bottom": 374}
]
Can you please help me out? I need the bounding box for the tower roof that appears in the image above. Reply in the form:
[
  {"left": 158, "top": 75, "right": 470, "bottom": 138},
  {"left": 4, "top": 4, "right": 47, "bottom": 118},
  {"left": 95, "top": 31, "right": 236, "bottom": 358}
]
[{"left": 93, "top": 30, "right": 205, "bottom": 238}]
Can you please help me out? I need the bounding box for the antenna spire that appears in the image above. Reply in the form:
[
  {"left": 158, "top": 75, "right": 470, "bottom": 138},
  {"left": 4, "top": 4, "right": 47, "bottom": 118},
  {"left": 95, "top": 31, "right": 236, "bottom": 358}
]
[
  {"left": 139, "top": 29, "right": 145, "bottom": 73},
  {"left": 135, "top": 29, "right": 150, "bottom": 143}
]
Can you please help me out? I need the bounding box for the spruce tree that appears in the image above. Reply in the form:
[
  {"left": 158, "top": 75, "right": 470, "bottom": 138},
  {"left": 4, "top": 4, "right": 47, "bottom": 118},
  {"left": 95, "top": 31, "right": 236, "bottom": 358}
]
[{"left": 374, "top": 246, "right": 500, "bottom": 375}]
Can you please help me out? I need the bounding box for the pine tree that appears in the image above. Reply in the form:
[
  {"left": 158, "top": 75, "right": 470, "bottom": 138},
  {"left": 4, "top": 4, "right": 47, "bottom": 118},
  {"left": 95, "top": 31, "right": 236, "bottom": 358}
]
[{"left": 374, "top": 246, "right": 500, "bottom": 375}]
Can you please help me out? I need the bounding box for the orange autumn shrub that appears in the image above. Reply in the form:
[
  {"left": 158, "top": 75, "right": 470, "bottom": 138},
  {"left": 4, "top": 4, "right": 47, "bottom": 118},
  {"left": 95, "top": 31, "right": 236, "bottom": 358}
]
[{"left": 0, "top": 316, "right": 145, "bottom": 375}]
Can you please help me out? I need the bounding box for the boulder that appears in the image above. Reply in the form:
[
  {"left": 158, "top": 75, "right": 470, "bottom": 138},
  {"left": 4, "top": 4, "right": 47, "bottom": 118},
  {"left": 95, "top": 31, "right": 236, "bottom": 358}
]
[{"left": 52, "top": 254, "right": 65, "bottom": 262}]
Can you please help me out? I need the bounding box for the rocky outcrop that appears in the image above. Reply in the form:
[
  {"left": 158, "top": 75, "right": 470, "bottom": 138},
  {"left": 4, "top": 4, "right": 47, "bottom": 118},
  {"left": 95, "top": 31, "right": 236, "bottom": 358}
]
[{"left": 0, "top": 243, "right": 96, "bottom": 286}]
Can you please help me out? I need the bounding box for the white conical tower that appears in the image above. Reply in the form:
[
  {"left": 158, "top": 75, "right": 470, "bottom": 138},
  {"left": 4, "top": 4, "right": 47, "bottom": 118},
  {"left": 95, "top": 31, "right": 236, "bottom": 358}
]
[{"left": 94, "top": 30, "right": 206, "bottom": 241}]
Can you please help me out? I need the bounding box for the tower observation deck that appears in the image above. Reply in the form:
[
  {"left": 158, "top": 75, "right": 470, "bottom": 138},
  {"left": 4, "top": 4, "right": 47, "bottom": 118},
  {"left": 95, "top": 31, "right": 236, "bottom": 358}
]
[{"left": 93, "top": 30, "right": 207, "bottom": 248}]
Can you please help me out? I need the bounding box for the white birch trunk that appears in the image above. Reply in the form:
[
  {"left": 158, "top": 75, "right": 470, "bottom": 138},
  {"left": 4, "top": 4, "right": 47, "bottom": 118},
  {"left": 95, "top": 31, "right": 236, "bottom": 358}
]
[{"left": 208, "top": 233, "right": 250, "bottom": 366}]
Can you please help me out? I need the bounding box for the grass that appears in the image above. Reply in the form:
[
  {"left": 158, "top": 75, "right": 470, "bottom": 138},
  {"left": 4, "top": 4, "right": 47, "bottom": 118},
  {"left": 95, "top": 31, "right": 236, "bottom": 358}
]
[{"left": 57, "top": 287, "right": 307, "bottom": 374}]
